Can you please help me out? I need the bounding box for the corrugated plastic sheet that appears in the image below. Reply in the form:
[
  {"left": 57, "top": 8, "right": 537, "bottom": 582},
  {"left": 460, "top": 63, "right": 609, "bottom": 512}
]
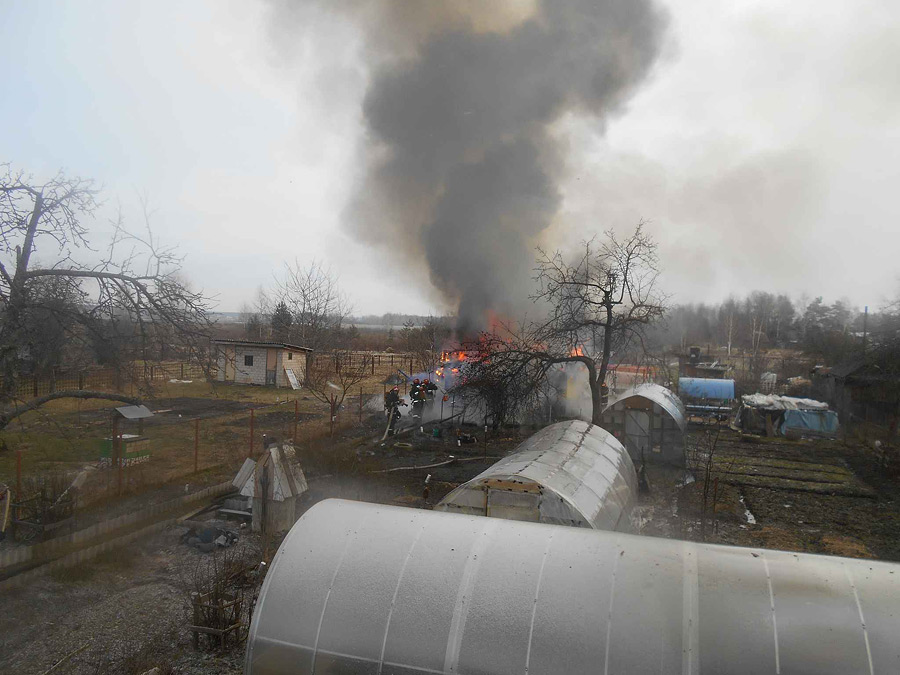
[
  {"left": 603, "top": 383, "right": 687, "bottom": 431},
  {"left": 436, "top": 420, "right": 637, "bottom": 531},
  {"left": 246, "top": 499, "right": 900, "bottom": 675}
]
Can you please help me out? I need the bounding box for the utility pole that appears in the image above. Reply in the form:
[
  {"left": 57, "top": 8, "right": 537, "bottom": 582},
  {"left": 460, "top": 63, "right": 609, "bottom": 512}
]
[{"left": 862, "top": 305, "right": 868, "bottom": 356}]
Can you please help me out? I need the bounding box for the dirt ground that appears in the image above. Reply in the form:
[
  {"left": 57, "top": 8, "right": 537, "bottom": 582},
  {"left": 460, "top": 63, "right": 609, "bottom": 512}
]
[{"left": 5, "top": 403, "right": 900, "bottom": 673}]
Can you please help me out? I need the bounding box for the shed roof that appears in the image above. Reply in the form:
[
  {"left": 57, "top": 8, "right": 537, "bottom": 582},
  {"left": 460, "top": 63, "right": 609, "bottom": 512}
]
[
  {"left": 603, "top": 383, "right": 687, "bottom": 432},
  {"left": 246, "top": 499, "right": 900, "bottom": 675},
  {"left": 437, "top": 420, "right": 636, "bottom": 530},
  {"left": 212, "top": 339, "right": 312, "bottom": 352}
]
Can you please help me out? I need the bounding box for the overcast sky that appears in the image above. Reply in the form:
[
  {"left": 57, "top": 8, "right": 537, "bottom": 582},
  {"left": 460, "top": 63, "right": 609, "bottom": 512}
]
[{"left": 2, "top": 0, "right": 898, "bottom": 315}]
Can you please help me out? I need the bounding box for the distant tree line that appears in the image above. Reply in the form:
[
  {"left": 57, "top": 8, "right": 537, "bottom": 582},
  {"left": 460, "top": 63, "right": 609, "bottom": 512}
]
[{"left": 651, "top": 289, "right": 899, "bottom": 365}]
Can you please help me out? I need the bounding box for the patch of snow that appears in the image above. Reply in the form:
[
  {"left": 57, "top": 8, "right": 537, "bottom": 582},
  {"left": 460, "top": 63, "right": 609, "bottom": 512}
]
[{"left": 739, "top": 494, "right": 757, "bottom": 525}]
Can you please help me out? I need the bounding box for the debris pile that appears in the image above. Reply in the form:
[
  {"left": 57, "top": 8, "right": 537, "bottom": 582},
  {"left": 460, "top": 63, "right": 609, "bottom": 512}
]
[{"left": 182, "top": 526, "right": 239, "bottom": 553}]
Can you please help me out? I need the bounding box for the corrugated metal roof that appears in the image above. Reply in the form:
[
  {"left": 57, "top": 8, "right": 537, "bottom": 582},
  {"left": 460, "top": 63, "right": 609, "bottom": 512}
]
[
  {"left": 114, "top": 404, "right": 154, "bottom": 419},
  {"left": 436, "top": 420, "right": 637, "bottom": 530},
  {"left": 211, "top": 339, "right": 313, "bottom": 352},
  {"left": 603, "top": 382, "right": 687, "bottom": 432},
  {"left": 246, "top": 499, "right": 900, "bottom": 675}
]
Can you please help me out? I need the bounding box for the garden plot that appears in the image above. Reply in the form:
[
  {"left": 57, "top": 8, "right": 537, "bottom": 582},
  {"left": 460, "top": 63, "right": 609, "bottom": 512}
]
[{"left": 694, "top": 436, "right": 875, "bottom": 498}]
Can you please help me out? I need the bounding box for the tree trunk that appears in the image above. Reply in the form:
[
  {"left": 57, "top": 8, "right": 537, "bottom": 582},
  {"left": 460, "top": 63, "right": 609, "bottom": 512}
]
[{"left": 587, "top": 361, "right": 603, "bottom": 425}]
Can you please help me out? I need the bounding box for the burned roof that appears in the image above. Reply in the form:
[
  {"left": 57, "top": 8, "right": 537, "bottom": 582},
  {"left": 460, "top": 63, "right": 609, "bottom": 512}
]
[
  {"left": 211, "top": 339, "right": 312, "bottom": 352},
  {"left": 603, "top": 383, "right": 687, "bottom": 432}
]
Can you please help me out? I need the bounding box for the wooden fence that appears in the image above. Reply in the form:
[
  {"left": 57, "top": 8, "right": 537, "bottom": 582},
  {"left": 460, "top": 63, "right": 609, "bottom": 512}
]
[
  {"left": 0, "top": 480, "right": 233, "bottom": 583},
  {"left": 0, "top": 362, "right": 211, "bottom": 401}
]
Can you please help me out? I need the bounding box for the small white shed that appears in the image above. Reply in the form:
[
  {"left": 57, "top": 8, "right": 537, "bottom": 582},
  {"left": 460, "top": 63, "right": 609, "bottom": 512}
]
[{"left": 213, "top": 339, "right": 311, "bottom": 388}]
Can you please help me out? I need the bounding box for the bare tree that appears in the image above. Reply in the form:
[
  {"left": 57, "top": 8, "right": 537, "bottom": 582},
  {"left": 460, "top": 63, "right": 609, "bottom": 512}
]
[
  {"left": 461, "top": 224, "right": 666, "bottom": 424},
  {"left": 274, "top": 260, "right": 350, "bottom": 352},
  {"left": 304, "top": 349, "right": 371, "bottom": 435},
  {"left": 0, "top": 165, "right": 211, "bottom": 429}
]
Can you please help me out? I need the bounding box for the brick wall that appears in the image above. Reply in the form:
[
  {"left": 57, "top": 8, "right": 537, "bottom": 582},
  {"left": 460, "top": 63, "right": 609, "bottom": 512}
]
[{"left": 232, "top": 346, "right": 268, "bottom": 385}]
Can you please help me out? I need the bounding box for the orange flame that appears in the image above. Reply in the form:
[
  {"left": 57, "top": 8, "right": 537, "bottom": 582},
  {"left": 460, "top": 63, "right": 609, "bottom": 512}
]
[{"left": 569, "top": 345, "right": 585, "bottom": 357}]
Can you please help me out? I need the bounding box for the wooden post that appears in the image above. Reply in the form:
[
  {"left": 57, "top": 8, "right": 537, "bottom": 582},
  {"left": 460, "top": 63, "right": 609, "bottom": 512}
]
[
  {"left": 330, "top": 394, "right": 337, "bottom": 438},
  {"left": 359, "top": 388, "right": 363, "bottom": 423},
  {"left": 194, "top": 418, "right": 200, "bottom": 474},
  {"left": 32, "top": 375, "right": 38, "bottom": 398},
  {"left": 293, "top": 399, "right": 299, "bottom": 445},
  {"left": 113, "top": 414, "right": 123, "bottom": 495},
  {"left": 192, "top": 593, "right": 200, "bottom": 648},
  {"left": 249, "top": 408, "right": 255, "bottom": 458},
  {"left": 15, "top": 449, "right": 22, "bottom": 520},
  {"left": 371, "top": 356, "right": 374, "bottom": 375}
]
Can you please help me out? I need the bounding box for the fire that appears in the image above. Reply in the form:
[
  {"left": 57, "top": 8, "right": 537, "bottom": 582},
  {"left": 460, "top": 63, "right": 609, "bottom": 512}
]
[{"left": 569, "top": 345, "right": 585, "bottom": 357}]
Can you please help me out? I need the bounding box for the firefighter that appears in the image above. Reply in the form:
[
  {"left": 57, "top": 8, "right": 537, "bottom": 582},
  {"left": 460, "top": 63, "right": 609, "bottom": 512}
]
[
  {"left": 423, "top": 378, "right": 438, "bottom": 410},
  {"left": 410, "top": 383, "right": 427, "bottom": 419},
  {"left": 409, "top": 377, "right": 422, "bottom": 400},
  {"left": 384, "top": 386, "right": 405, "bottom": 435},
  {"left": 384, "top": 385, "right": 401, "bottom": 412}
]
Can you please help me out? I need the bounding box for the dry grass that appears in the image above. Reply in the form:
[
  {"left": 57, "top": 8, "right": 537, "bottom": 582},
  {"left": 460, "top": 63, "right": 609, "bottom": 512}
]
[
  {"left": 0, "top": 361, "right": 402, "bottom": 509},
  {"left": 820, "top": 534, "right": 873, "bottom": 559}
]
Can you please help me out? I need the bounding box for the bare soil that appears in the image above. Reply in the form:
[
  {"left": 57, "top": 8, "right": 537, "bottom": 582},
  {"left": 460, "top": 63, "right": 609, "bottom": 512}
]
[{"left": 5, "top": 410, "right": 900, "bottom": 673}]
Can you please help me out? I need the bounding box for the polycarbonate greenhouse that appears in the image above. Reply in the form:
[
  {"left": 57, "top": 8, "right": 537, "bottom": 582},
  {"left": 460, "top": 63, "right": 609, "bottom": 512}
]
[
  {"left": 246, "top": 499, "right": 900, "bottom": 675},
  {"left": 600, "top": 383, "right": 687, "bottom": 465},
  {"left": 435, "top": 420, "right": 636, "bottom": 530}
]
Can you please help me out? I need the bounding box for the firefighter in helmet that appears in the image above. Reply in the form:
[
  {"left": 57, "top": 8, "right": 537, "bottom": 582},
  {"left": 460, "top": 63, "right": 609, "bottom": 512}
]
[{"left": 423, "top": 378, "right": 438, "bottom": 409}]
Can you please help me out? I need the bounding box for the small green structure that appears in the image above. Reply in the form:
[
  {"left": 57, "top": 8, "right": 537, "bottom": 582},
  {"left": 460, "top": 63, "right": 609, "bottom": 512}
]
[{"left": 99, "top": 434, "right": 151, "bottom": 467}]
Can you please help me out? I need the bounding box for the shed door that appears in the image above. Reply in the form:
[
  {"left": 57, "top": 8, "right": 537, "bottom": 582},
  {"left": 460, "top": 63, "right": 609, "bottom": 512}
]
[
  {"left": 625, "top": 410, "right": 651, "bottom": 457},
  {"left": 266, "top": 349, "right": 277, "bottom": 385}
]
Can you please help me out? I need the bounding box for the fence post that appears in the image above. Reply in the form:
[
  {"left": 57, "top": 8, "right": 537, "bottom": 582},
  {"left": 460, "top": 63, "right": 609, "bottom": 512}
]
[
  {"left": 194, "top": 418, "right": 200, "bottom": 474},
  {"left": 371, "top": 356, "right": 375, "bottom": 375},
  {"left": 181, "top": 363, "right": 185, "bottom": 380},
  {"left": 249, "top": 409, "right": 255, "bottom": 458},
  {"left": 114, "top": 415, "right": 123, "bottom": 495},
  {"left": 15, "top": 450, "right": 22, "bottom": 518},
  {"left": 32, "top": 376, "right": 38, "bottom": 398},
  {"left": 359, "top": 388, "right": 363, "bottom": 423},
  {"left": 293, "top": 400, "right": 298, "bottom": 445},
  {"left": 330, "top": 395, "right": 336, "bottom": 438}
]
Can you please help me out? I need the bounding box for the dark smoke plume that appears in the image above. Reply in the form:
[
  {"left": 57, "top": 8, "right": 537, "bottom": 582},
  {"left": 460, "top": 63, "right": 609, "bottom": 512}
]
[{"left": 275, "top": 0, "right": 669, "bottom": 330}]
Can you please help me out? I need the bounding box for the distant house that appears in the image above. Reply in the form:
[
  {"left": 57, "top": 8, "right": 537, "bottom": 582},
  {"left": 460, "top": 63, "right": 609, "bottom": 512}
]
[
  {"left": 812, "top": 358, "right": 900, "bottom": 427},
  {"left": 212, "top": 339, "right": 312, "bottom": 388}
]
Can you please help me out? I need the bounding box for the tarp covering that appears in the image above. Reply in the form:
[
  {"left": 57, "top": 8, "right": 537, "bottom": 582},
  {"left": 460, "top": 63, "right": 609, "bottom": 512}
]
[
  {"left": 246, "top": 499, "right": 900, "bottom": 675},
  {"left": 742, "top": 393, "right": 829, "bottom": 410},
  {"left": 436, "top": 420, "right": 636, "bottom": 531},
  {"left": 780, "top": 408, "right": 840, "bottom": 436},
  {"left": 679, "top": 377, "right": 735, "bottom": 400},
  {"left": 603, "top": 383, "right": 687, "bottom": 432}
]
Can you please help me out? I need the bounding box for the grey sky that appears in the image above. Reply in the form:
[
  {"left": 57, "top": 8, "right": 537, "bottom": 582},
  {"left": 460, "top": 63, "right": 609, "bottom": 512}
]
[{"left": 2, "top": 0, "right": 898, "bottom": 315}]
